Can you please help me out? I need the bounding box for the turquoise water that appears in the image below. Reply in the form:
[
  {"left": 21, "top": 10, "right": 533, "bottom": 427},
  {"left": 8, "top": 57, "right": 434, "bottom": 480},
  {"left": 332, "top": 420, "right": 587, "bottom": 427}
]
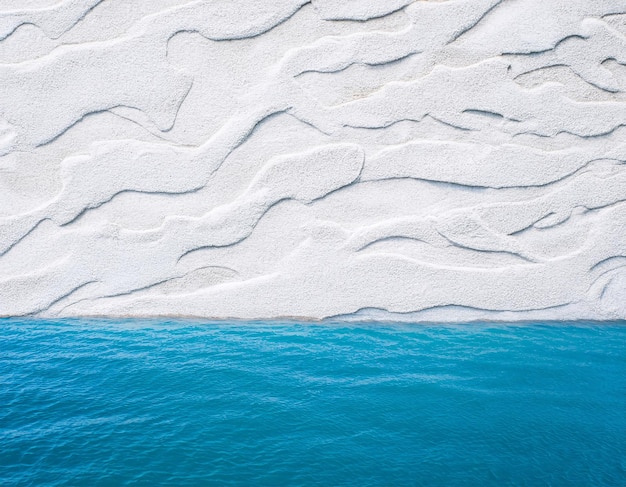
[{"left": 1, "top": 319, "right": 625, "bottom": 486}]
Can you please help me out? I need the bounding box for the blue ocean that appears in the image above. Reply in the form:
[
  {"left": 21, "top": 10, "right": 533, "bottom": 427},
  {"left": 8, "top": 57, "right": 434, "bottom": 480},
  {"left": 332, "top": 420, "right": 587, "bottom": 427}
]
[{"left": 1, "top": 319, "right": 624, "bottom": 486}]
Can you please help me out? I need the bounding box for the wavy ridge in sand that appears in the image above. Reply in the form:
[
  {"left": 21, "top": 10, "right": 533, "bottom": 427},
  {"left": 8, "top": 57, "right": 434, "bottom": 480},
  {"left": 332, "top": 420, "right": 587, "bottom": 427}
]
[{"left": 0, "top": 0, "right": 625, "bottom": 320}]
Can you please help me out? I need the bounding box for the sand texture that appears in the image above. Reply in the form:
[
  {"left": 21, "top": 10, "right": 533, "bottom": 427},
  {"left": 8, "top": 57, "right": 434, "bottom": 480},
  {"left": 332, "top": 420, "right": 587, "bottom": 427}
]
[{"left": 1, "top": 0, "right": 625, "bottom": 321}]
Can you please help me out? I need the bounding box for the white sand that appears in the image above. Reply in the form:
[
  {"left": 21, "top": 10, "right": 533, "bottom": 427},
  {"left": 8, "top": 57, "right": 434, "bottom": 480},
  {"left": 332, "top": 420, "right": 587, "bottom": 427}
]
[{"left": 0, "top": 0, "right": 625, "bottom": 320}]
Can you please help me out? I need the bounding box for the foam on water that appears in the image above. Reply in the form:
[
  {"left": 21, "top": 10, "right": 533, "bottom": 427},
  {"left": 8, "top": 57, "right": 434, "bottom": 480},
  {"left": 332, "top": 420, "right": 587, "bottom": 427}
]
[{"left": 1, "top": 319, "right": 625, "bottom": 486}]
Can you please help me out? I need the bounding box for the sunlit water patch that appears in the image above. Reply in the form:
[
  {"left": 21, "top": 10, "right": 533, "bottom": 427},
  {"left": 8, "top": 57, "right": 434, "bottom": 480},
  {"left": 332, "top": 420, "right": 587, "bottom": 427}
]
[{"left": 1, "top": 319, "right": 625, "bottom": 486}]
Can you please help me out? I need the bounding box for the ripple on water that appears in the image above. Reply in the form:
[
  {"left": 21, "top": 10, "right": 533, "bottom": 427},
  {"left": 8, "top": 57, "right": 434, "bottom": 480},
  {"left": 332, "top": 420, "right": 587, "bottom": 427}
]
[{"left": 0, "top": 319, "right": 625, "bottom": 486}]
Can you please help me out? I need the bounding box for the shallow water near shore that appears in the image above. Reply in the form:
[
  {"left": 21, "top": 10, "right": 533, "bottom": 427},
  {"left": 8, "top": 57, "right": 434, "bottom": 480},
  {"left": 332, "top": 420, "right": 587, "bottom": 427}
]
[{"left": 1, "top": 319, "right": 625, "bottom": 486}]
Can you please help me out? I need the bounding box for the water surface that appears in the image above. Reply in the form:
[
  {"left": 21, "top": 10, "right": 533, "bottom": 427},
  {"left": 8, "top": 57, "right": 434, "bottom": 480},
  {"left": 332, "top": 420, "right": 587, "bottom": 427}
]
[{"left": 1, "top": 319, "right": 625, "bottom": 486}]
